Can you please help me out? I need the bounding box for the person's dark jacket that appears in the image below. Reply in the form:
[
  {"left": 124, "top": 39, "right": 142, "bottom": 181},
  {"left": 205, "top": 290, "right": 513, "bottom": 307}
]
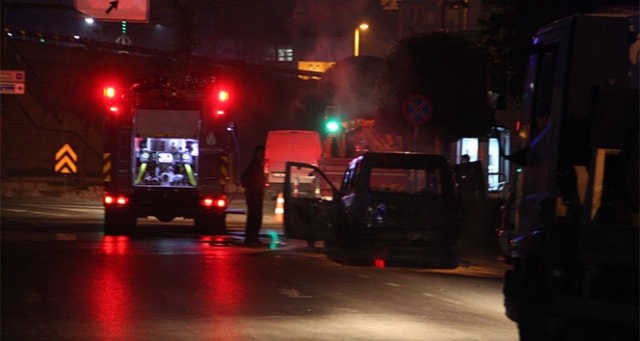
[{"left": 241, "top": 159, "right": 265, "bottom": 193}]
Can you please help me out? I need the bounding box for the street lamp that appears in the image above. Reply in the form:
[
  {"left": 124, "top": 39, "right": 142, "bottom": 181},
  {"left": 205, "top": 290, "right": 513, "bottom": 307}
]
[{"left": 354, "top": 23, "right": 369, "bottom": 57}]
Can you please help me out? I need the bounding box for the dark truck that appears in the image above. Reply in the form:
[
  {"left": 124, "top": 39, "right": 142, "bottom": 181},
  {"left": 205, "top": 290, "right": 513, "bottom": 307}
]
[
  {"left": 498, "top": 13, "right": 639, "bottom": 340},
  {"left": 283, "top": 152, "right": 461, "bottom": 266}
]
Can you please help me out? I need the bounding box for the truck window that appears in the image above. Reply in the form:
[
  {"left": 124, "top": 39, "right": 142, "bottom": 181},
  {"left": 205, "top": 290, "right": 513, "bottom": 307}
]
[
  {"left": 520, "top": 45, "right": 560, "bottom": 197},
  {"left": 368, "top": 168, "right": 442, "bottom": 195},
  {"left": 340, "top": 162, "right": 360, "bottom": 196},
  {"left": 529, "top": 46, "right": 559, "bottom": 142}
]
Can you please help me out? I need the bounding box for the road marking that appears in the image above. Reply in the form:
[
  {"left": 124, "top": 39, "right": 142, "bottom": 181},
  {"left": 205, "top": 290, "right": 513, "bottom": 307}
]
[
  {"left": 422, "top": 292, "right": 462, "bottom": 305},
  {"left": 278, "top": 288, "right": 313, "bottom": 298},
  {"left": 2, "top": 208, "right": 28, "bottom": 213},
  {"left": 18, "top": 204, "right": 103, "bottom": 215},
  {"left": 54, "top": 207, "right": 104, "bottom": 214},
  {"left": 31, "top": 211, "right": 70, "bottom": 217},
  {"left": 385, "top": 282, "right": 402, "bottom": 287},
  {"left": 55, "top": 233, "right": 77, "bottom": 241},
  {"left": 2, "top": 206, "right": 99, "bottom": 217}
]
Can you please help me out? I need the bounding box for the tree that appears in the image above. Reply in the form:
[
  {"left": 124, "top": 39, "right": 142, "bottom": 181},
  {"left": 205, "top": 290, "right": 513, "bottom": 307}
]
[
  {"left": 479, "top": 0, "right": 638, "bottom": 105},
  {"left": 375, "top": 32, "right": 493, "bottom": 147}
]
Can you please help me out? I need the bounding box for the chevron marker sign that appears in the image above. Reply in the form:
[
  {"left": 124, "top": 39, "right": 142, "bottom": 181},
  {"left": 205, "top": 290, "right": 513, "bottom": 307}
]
[{"left": 55, "top": 144, "right": 78, "bottom": 174}]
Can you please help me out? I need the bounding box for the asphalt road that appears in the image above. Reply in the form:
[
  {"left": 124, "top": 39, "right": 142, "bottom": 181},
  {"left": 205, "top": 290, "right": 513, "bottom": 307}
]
[{"left": 1, "top": 195, "right": 518, "bottom": 341}]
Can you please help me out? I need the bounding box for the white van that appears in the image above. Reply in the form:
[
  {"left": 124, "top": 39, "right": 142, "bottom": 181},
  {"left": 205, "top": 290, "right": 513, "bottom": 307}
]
[{"left": 265, "top": 130, "right": 322, "bottom": 193}]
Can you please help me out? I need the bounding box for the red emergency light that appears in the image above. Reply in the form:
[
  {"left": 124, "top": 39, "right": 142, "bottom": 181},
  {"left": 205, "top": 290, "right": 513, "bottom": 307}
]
[
  {"left": 103, "top": 87, "right": 116, "bottom": 99},
  {"left": 218, "top": 90, "right": 229, "bottom": 102},
  {"left": 213, "top": 89, "right": 230, "bottom": 116},
  {"left": 104, "top": 87, "right": 120, "bottom": 114}
]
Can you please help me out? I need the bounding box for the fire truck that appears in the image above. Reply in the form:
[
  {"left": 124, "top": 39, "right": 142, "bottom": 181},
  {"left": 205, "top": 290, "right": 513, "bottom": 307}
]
[
  {"left": 499, "top": 13, "right": 639, "bottom": 340},
  {"left": 101, "top": 77, "right": 234, "bottom": 235}
]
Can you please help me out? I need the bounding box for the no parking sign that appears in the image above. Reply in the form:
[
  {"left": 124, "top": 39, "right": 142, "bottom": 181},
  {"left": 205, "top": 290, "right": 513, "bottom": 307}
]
[{"left": 402, "top": 95, "right": 432, "bottom": 125}]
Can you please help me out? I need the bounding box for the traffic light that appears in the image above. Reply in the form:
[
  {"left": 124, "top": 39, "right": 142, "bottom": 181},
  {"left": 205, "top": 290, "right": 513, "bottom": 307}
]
[
  {"left": 325, "top": 119, "right": 340, "bottom": 133},
  {"left": 323, "top": 106, "right": 342, "bottom": 133}
]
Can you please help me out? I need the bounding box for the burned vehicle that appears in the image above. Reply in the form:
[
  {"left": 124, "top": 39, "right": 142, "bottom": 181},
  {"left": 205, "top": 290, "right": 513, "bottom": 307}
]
[{"left": 283, "top": 152, "right": 461, "bottom": 265}]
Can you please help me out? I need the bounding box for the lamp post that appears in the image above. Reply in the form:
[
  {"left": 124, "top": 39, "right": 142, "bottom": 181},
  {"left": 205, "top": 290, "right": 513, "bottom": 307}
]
[
  {"left": 354, "top": 23, "right": 369, "bottom": 56},
  {"left": 440, "top": 0, "right": 469, "bottom": 32}
]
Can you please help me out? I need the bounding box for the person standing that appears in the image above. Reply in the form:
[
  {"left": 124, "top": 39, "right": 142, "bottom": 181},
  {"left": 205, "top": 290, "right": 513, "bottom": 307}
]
[{"left": 241, "top": 145, "right": 266, "bottom": 246}]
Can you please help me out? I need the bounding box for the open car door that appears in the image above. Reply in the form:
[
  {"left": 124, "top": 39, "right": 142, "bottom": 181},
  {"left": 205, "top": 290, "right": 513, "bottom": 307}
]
[{"left": 283, "top": 161, "right": 339, "bottom": 241}]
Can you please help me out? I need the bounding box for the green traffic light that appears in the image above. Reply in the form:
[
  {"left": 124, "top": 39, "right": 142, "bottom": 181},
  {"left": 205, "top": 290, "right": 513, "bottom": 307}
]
[{"left": 326, "top": 121, "right": 340, "bottom": 133}]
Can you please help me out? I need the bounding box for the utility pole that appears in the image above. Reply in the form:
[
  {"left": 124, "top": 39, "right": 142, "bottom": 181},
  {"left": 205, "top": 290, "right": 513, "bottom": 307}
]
[{"left": 397, "top": 0, "right": 404, "bottom": 39}]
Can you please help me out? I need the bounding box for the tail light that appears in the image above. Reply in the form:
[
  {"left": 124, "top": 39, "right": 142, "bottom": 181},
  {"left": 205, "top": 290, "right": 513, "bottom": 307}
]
[
  {"left": 264, "top": 158, "right": 270, "bottom": 180},
  {"left": 104, "top": 194, "right": 129, "bottom": 206},
  {"left": 201, "top": 197, "right": 226, "bottom": 208}
]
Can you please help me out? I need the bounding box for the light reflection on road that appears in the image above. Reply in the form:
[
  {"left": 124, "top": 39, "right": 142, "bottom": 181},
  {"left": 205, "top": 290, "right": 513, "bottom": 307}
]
[{"left": 93, "top": 236, "right": 133, "bottom": 340}]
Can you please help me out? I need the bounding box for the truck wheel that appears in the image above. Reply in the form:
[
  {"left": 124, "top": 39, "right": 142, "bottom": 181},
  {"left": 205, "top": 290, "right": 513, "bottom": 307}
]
[
  {"left": 517, "top": 256, "right": 552, "bottom": 341},
  {"left": 104, "top": 211, "right": 136, "bottom": 236}
]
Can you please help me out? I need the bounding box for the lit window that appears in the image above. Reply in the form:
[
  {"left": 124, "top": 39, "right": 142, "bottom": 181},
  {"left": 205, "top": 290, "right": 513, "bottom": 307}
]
[{"left": 277, "top": 47, "right": 293, "bottom": 62}]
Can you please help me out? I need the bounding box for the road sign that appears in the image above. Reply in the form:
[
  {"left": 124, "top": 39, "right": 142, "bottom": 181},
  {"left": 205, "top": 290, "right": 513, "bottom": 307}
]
[
  {"left": 402, "top": 94, "right": 432, "bottom": 125},
  {"left": 75, "top": 0, "right": 149, "bottom": 22},
  {"left": 55, "top": 144, "right": 78, "bottom": 174},
  {"left": 0, "top": 70, "right": 25, "bottom": 82},
  {"left": 0, "top": 83, "right": 25, "bottom": 94}
]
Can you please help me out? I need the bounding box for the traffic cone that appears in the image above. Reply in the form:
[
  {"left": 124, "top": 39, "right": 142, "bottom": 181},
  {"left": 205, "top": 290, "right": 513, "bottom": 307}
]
[{"left": 274, "top": 192, "right": 284, "bottom": 222}]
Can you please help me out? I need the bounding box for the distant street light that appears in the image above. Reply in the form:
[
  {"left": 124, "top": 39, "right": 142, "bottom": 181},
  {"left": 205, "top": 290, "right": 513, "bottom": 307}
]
[{"left": 354, "top": 23, "right": 369, "bottom": 57}]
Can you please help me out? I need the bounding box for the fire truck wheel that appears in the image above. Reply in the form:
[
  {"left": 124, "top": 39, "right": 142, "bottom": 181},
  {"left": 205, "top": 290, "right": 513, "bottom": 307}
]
[
  {"left": 104, "top": 211, "right": 136, "bottom": 236},
  {"left": 517, "top": 260, "right": 552, "bottom": 341}
]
